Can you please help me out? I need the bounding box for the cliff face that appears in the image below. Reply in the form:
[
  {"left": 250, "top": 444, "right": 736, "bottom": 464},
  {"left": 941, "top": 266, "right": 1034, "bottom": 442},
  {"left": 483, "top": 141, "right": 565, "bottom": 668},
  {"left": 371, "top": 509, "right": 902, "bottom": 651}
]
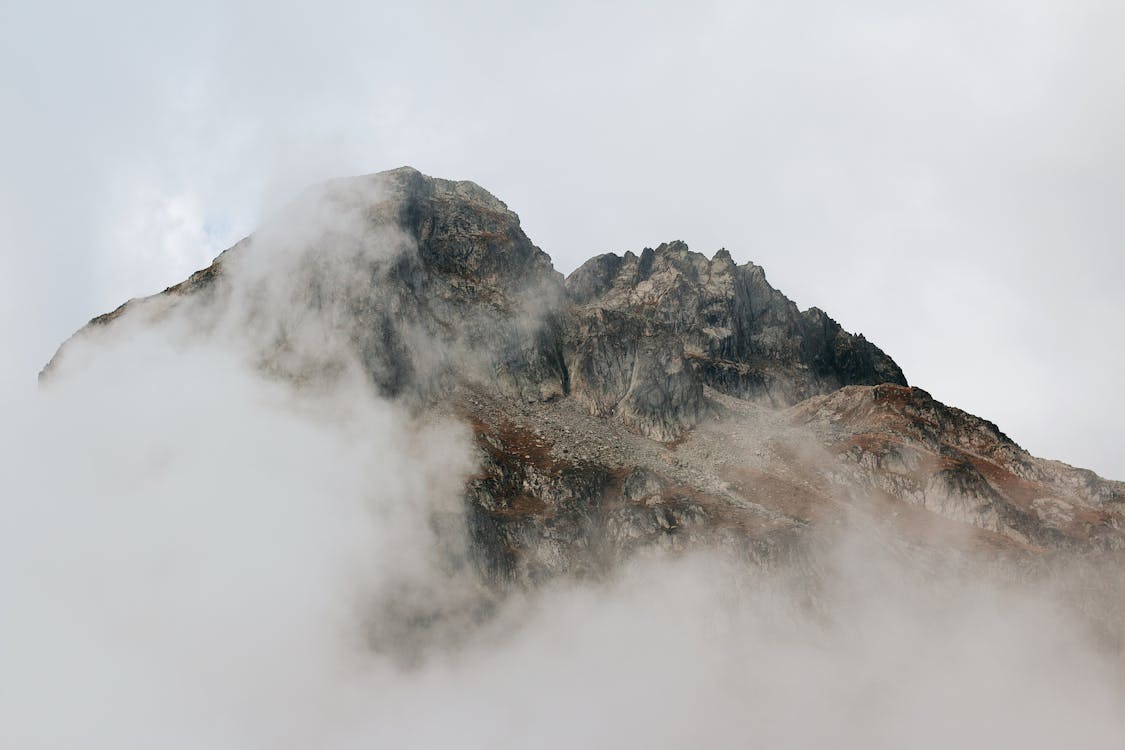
[
  {"left": 566, "top": 242, "right": 905, "bottom": 408},
  {"left": 44, "top": 167, "right": 1125, "bottom": 584}
]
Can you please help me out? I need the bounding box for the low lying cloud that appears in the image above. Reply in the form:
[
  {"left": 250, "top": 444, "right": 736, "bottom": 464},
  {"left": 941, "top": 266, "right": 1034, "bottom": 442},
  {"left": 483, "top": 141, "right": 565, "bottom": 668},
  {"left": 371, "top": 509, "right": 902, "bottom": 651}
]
[{"left": 7, "top": 341, "right": 1125, "bottom": 747}]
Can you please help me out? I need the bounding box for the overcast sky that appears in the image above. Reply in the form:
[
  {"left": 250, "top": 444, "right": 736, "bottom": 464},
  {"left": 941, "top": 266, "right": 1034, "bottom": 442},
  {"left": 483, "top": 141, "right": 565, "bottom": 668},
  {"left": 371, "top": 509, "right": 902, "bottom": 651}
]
[{"left": 2, "top": 0, "right": 1122, "bottom": 479}]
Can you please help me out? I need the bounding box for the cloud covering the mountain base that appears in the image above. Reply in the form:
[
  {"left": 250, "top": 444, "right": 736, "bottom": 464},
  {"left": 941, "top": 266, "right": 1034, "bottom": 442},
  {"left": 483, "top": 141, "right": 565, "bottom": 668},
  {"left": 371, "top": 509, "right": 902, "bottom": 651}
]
[{"left": 3, "top": 333, "right": 1125, "bottom": 747}]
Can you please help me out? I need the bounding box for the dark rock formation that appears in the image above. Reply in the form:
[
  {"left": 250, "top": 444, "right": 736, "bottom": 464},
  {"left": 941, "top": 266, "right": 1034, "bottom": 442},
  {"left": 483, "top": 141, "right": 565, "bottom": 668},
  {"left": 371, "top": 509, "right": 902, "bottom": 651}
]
[
  {"left": 44, "top": 166, "right": 1125, "bottom": 587},
  {"left": 567, "top": 241, "right": 906, "bottom": 412}
]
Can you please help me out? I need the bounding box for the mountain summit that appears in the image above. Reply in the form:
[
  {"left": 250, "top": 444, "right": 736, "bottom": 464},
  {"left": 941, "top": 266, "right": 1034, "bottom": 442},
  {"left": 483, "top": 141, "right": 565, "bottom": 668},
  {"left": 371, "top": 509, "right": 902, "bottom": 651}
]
[{"left": 45, "top": 167, "right": 1125, "bottom": 582}]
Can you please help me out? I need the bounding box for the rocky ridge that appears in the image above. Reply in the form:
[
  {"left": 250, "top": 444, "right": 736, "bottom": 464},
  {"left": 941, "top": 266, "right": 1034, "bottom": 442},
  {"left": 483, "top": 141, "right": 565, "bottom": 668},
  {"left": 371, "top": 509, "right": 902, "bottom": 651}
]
[{"left": 45, "top": 167, "right": 1125, "bottom": 585}]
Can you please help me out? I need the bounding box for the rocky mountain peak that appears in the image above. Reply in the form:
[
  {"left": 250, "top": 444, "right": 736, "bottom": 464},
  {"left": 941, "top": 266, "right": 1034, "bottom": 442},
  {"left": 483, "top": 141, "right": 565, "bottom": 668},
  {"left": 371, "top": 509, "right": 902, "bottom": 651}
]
[
  {"left": 369, "top": 166, "right": 559, "bottom": 293},
  {"left": 565, "top": 236, "right": 907, "bottom": 415},
  {"left": 43, "top": 167, "right": 1125, "bottom": 585}
]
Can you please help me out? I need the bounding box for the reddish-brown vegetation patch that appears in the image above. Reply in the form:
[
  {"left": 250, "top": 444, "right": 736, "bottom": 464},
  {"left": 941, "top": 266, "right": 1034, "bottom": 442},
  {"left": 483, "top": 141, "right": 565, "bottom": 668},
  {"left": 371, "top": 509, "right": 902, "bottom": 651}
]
[{"left": 465, "top": 413, "right": 566, "bottom": 479}]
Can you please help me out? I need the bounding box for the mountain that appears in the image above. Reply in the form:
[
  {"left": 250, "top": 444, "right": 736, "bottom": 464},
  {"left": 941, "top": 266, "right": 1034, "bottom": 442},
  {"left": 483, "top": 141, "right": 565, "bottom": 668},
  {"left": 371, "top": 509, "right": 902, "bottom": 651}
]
[{"left": 44, "top": 167, "right": 1125, "bottom": 585}]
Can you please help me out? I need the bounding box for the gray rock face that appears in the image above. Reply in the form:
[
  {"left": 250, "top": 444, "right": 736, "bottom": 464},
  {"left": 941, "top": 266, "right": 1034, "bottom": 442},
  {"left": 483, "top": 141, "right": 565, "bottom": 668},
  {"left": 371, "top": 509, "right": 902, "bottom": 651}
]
[
  {"left": 564, "top": 308, "right": 705, "bottom": 440},
  {"left": 567, "top": 241, "right": 907, "bottom": 412},
  {"left": 44, "top": 167, "right": 1125, "bottom": 590}
]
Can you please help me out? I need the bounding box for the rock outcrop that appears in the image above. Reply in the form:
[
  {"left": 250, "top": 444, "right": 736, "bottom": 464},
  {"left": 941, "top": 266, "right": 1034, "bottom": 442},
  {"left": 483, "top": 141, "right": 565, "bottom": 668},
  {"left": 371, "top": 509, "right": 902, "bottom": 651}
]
[
  {"left": 44, "top": 166, "right": 1125, "bottom": 586},
  {"left": 567, "top": 242, "right": 905, "bottom": 410}
]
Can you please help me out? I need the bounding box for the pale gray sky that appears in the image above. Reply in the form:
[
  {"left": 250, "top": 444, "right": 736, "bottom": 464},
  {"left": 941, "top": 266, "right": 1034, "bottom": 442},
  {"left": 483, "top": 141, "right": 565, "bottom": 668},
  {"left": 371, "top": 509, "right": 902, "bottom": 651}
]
[{"left": 2, "top": 0, "right": 1122, "bottom": 478}]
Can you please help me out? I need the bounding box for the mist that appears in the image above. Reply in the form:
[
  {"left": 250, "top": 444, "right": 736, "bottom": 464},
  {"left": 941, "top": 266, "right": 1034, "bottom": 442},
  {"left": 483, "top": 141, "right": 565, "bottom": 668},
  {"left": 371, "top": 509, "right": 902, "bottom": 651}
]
[{"left": 4, "top": 187, "right": 1125, "bottom": 748}]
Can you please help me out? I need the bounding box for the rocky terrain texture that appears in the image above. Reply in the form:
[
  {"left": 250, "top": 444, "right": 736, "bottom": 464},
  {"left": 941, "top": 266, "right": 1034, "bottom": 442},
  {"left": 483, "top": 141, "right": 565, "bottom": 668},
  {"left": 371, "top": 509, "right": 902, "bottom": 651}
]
[{"left": 45, "top": 167, "right": 1125, "bottom": 586}]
